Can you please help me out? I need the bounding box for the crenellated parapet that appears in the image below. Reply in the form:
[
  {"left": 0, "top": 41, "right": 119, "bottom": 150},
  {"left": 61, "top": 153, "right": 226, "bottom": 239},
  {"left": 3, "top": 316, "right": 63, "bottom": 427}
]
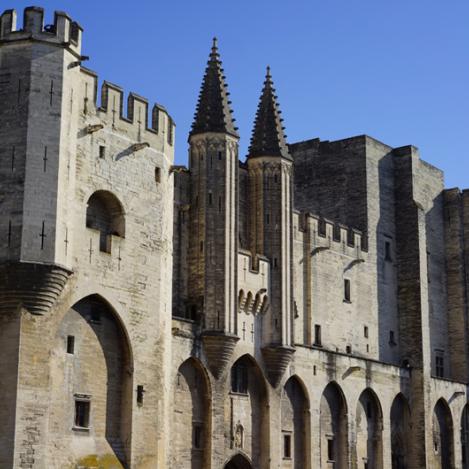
[
  {"left": 296, "top": 211, "right": 368, "bottom": 255},
  {"left": 0, "top": 7, "right": 83, "bottom": 56},
  {"left": 79, "top": 70, "right": 175, "bottom": 150}
]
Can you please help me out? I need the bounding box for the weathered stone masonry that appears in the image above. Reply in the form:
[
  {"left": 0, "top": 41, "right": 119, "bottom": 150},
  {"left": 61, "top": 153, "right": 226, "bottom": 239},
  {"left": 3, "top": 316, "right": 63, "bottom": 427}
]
[{"left": 1, "top": 6, "right": 469, "bottom": 469}]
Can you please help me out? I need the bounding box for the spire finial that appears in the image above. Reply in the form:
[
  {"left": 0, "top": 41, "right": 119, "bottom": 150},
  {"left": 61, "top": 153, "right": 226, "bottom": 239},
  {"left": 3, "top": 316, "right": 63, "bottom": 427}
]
[
  {"left": 212, "top": 37, "right": 218, "bottom": 51},
  {"left": 247, "top": 68, "right": 291, "bottom": 160}
]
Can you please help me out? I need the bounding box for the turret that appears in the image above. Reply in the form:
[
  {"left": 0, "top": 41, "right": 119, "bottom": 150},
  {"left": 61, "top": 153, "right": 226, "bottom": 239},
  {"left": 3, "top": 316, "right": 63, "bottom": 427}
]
[
  {"left": 187, "top": 39, "right": 240, "bottom": 377},
  {"left": 0, "top": 7, "right": 85, "bottom": 314},
  {"left": 247, "top": 67, "right": 294, "bottom": 385}
]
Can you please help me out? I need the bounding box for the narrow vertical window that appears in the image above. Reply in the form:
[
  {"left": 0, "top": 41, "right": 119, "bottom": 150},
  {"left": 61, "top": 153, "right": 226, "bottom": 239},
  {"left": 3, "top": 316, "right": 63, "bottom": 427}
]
[
  {"left": 66, "top": 335, "right": 75, "bottom": 354},
  {"left": 389, "top": 330, "right": 396, "bottom": 345},
  {"left": 327, "top": 438, "right": 335, "bottom": 461},
  {"left": 218, "top": 151, "right": 222, "bottom": 160},
  {"left": 208, "top": 192, "right": 213, "bottom": 205},
  {"left": 346, "top": 345, "right": 352, "bottom": 354},
  {"left": 155, "top": 167, "right": 161, "bottom": 183},
  {"left": 364, "top": 326, "right": 369, "bottom": 338},
  {"left": 193, "top": 423, "right": 203, "bottom": 449},
  {"left": 137, "top": 385, "right": 145, "bottom": 406},
  {"left": 314, "top": 324, "right": 322, "bottom": 346},
  {"left": 99, "top": 145, "right": 106, "bottom": 159},
  {"left": 385, "top": 240, "right": 392, "bottom": 261},
  {"left": 231, "top": 361, "right": 248, "bottom": 394},
  {"left": 283, "top": 433, "right": 291, "bottom": 459},
  {"left": 344, "top": 279, "right": 351, "bottom": 302},
  {"left": 435, "top": 351, "right": 444, "bottom": 378}
]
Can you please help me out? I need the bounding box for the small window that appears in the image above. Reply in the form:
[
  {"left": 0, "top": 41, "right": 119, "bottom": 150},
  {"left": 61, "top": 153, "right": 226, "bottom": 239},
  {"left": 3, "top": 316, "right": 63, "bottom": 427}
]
[
  {"left": 273, "top": 258, "right": 278, "bottom": 268},
  {"left": 389, "top": 330, "right": 396, "bottom": 346},
  {"left": 314, "top": 324, "right": 322, "bottom": 346},
  {"left": 346, "top": 345, "right": 352, "bottom": 354},
  {"left": 313, "top": 365, "right": 317, "bottom": 376},
  {"left": 218, "top": 151, "right": 222, "bottom": 160},
  {"left": 344, "top": 279, "right": 351, "bottom": 302},
  {"left": 385, "top": 241, "right": 392, "bottom": 261},
  {"left": 327, "top": 438, "right": 335, "bottom": 462},
  {"left": 200, "top": 241, "right": 204, "bottom": 253},
  {"left": 231, "top": 361, "right": 248, "bottom": 394},
  {"left": 137, "top": 385, "right": 145, "bottom": 406},
  {"left": 66, "top": 335, "right": 75, "bottom": 354},
  {"left": 283, "top": 433, "right": 291, "bottom": 459},
  {"left": 364, "top": 326, "right": 369, "bottom": 338},
  {"left": 74, "top": 398, "right": 90, "bottom": 429},
  {"left": 208, "top": 192, "right": 212, "bottom": 205},
  {"left": 155, "top": 167, "right": 161, "bottom": 184},
  {"left": 193, "top": 423, "right": 203, "bottom": 449},
  {"left": 99, "top": 145, "right": 106, "bottom": 159},
  {"left": 435, "top": 351, "right": 444, "bottom": 378}
]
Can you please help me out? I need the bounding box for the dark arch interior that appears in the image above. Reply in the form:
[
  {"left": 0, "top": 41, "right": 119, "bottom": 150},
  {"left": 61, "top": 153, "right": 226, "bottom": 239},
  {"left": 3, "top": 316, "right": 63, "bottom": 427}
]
[
  {"left": 391, "top": 394, "right": 411, "bottom": 469},
  {"left": 225, "top": 453, "right": 253, "bottom": 469},
  {"left": 433, "top": 399, "right": 454, "bottom": 468}
]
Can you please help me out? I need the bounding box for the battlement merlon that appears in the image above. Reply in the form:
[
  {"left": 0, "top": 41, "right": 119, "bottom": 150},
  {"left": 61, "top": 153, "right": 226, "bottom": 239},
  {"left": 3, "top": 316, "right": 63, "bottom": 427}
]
[{"left": 0, "top": 7, "right": 83, "bottom": 57}]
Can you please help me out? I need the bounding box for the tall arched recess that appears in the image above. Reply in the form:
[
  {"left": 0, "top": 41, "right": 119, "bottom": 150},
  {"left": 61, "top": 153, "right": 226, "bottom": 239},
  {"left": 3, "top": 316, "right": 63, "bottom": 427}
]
[
  {"left": 432, "top": 399, "right": 454, "bottom": 469},
  {"left": 390, "top": 394, "right": 411, "bottom": 469},
  {"left": 320, "top": 382, "right": 348, "bottom": 469},
  {"left": 355, "top": 389, "right": 383, "bottom": 469},
  {"left": 229, "top": 355, "right": 269, "bottom": 468},
  {"left": 281, "top": 376, "right": 310, "bottom": 468},
  {"left": 48, "top": 295, "right": 133, "bottom": 468},
  {"left": 171, "top": 358, "right": 211, "bottom": 469}
]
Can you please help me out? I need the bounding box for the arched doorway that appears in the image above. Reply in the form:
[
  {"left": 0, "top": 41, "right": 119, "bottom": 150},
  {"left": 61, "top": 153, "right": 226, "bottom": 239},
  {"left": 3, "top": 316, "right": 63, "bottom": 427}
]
[
  {"left": 229, "top": 355, "right": 269, "bottom": 467},
  {"left": 355, "top": 389, "right": 383, "bottom": 469},
  {"left": 281, "top": 376, "right": 310, "bottom": 468},
  {"left": 171, "top": 358, "right": 211, "bottom": 469},
  {"left": 48, "top": 295, "right": 132, "bottom": 468},
  {"left": 224, "top": 453, "right": 253, "bottom": 469},
  {"left": 462, "top": 405, "right": 469, "bottom": 469},
  {"left": 433, "top": 399, "right": 454, "bottom": 469},
  {"left": 320, "top": 382, "right": 348, "bottom": 469},
  {"left": 390, "top": 394, "right": 411, "bottom": 469}
]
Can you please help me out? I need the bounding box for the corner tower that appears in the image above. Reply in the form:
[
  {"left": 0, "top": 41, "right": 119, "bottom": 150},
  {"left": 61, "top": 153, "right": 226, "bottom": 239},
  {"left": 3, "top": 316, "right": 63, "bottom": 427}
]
[
  {"left": 188, "top": 39, "right": 240, "bottom": 377},
  {"left": 247, "top": 67, "right": 294, "bottom": 385},
  {"left": 0, "top": 7, "right": 82, "bottom": 312}
]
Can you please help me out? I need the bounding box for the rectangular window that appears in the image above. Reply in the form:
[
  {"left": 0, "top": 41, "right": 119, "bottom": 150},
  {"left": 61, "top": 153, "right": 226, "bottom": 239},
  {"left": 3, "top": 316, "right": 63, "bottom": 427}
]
[
  {"left": 99, "top": 145, "right": 106, "bottom": 159},
  {"left": 344, "top": 279, "right": 351, "bottom": 302},
  {"left": 314, "top": 324, "right": 322, "bottom": 346},
  {"left": 137, "top": 385, "right": 145, "bottom": 406},
  {"left": 435, "top": 351, "right": 444, "bottom": 378},
  {"left": 283, "top": 433, "right": 291, "bottom": 459},
  {"left": 231, "top": 362, "right": 248, "bottom": 394},
  {"left": 155, "top": 167, "right": 161, "bottom": 183},
  {"left": 364, "top": 326, "right": 369, "bottom": 338},
  {"left": 327, "top": 438, "right": 335, "bottom": 461},
  {"left": 74, "top": 398, "right": 90, "bottom": 429},
  {"left": 66, "top": 335, "right": 75, "bottom": 354},
  {"left": 346, "top": 345, "right": 352, "bottom": 354},
  {"left": 385, "top": 241, "right": 392, "bottom": 261},
  {"left": 208, "top": 192, "right": 212, "bottom": 205},
  {"left": 389, "top": 330, "right": 396, "bottom": 346},
  {"left": 193, "top": 423, "right": 203, "bottom": 449}
]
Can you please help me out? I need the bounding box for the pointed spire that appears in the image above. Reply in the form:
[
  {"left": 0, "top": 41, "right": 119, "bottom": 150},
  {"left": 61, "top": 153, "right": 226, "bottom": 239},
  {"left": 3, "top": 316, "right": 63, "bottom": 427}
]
[
  {"left": 248, "top": 66, "right": 291, "bottom": 160},
  {"left": 190, "top": 38, "right": 239, "bottom": 139}
]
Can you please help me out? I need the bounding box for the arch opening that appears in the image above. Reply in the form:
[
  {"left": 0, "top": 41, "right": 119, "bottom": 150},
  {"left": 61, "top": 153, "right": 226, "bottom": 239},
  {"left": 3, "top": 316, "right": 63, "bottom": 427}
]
[
  {"left": 433, "top": 399, "right": 454, "bottom": 469},
  {"left": 48, "top": 295, "right": 132, "bottom": 468},
  {"left": 171, "top": 358, "right": 211, "bottom": 469},
  {"left": 355, "top": 388, "right": 383, "bottom": 469},
  {"left": 281, "top": 376, "right": 310, "bottom": 468},
  {"left": 320, "top": 382, "right": 348, "bottom": 469},
  {"left": 224, "top": 453, "right": 253, "bottom": 469},
  {"left": 390, "top": 394, "right": 411, "bottom": 469},
  {"left": 229, "top": 355, "right": 269, "bottom": 467},
  {"left": 86, "top": 190, "right": 125, "bottom": 253}
]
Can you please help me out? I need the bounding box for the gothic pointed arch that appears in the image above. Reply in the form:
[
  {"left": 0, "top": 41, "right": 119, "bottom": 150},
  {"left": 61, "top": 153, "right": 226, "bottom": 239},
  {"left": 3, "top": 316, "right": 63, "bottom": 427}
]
[
  {"left": 48, "top": 294, "right": 133, "bottom": 468},
  {"left": 320, "top": 381, "right": 348, "bottom": 469},
  {"left": 171, "top": 357, "right": 211, "bottom": 469},
  {"left": 432, "top": 398, "right": 454, "bottom": 469},
  {"left": 390, "top": 393, "right": 411, "bottom": 469},
  {"left": 224, "top": 452, "right": 253, "bottom": 469},
  {"left": 281, "top": 375, "right": 310, "bottom": 468},
  {"left": 229, "top": 355, "right": 269, "bottom": 467},
  {"left": 355, "top": 388, "right": 383, "bottom": 469}
]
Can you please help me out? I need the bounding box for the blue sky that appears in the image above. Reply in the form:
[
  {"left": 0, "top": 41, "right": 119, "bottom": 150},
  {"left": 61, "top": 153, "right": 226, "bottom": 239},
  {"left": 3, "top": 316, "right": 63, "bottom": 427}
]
[{"left": 8, "top": 0, "right": 469, "bottom": 188}]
